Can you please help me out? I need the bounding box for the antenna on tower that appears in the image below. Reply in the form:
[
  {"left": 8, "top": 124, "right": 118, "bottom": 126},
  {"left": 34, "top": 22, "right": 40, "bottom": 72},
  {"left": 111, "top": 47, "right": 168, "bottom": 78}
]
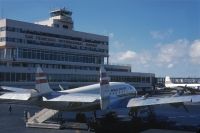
[
  {"left": 0, "top": 8, "right": 2, "bottom": 19},
  {"left": 0, "top": 3, "right": 4, "bottom": 19}
]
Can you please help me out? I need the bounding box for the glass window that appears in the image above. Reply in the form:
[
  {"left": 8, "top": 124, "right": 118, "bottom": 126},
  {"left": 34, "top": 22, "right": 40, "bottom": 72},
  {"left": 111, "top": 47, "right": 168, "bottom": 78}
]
[
  {"left": 63, "top": 25, "right": 68, "bottom": 29},
  {"left": 32, "top": 50, "right": 37, "bottom": 59},
  {"left": 37, "top": 51, "right": 40, "bottom": 59},
  {"left": 0, "top": 72, "right": 4, "bottom": 81},
  {"left": 16, "top": 73, "right": 21, "bottom": 82},
  {"left": 0, "top": 27, "right": 6, "bottom": 31},
  {"left": 41, "top": 51, "right": 45, "bottom": 60},
  {"left": 27, "top": 50, "right": 31, "bottom": 59},
  {"left": 30, "top": 73, "right": 35, "bottom": 81},
  {"left": 146, "top": 77, "right": 150, "bottom": 83},
  {"left": 11, "top": 73, "right": 16, "bottom": 82},
  {"left": 27, "top": 73, "right": 31, "bottom": 81},
  {"left": 5, "top": 72, "right": 10, "bottom": 82},
  {"left": 22, "top": 73, "right": 26, "bottom": 81},
  {"left": 23, "top": 49, "right": 28, "bottom": 58}
]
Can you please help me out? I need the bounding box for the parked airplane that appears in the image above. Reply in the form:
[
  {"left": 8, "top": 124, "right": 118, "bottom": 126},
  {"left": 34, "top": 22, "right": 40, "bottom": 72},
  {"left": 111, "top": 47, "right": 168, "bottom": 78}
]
[
  {"left": 165, "top": 76, "right": 200, "bottom": 93},
  {"left": 0, "top": 67, "right": 200, "bottom": 114}
]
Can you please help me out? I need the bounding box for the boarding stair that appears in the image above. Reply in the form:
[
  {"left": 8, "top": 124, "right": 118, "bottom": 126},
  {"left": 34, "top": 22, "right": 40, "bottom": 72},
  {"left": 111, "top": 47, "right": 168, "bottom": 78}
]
[{"left": 26, "top": 108, "right": 62, "bottom": 129}]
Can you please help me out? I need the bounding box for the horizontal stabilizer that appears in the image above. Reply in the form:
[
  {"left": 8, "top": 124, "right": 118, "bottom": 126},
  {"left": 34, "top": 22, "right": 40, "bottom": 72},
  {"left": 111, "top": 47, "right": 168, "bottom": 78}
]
[
  {"left": 0, "top": 92, "right": 31, "bottom": 100},
  {"left": 127, "top": 95, "right": 200, "bottom": 107},
  {"left": 1, "top": 86, "right": 33, "bottom": 93}
]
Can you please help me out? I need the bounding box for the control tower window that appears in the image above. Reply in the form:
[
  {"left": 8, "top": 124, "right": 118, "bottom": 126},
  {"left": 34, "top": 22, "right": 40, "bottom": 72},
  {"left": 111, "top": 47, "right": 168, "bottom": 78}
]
[
  {"left": 50, "top": 9, "right": 72, "bottom": 17},
  {"left": 63, "top": 25, "right": 68, "bottom": 29},
  {"left": 54, "top": 24, "right": 59, "bottom": 28}
]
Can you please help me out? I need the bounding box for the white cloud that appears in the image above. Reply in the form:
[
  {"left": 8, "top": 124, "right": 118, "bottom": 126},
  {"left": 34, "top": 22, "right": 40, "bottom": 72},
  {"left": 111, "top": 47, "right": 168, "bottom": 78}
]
[
  {"left": 110, "top": 38, "right": 193, "bottom": 74},
  {"left": 167, "top": 63, "right": 174, "bottom": 68},
  {"left": 111, "top": 40, "right": 126, "bottom": 51},
  {"left": 138, "top": 52, "right": 151, "bottom": 65},
  {"left": 108, "top": 33, "right": 114, "bottom": 38},
  {"left": 110, "top": 50, "right": 151, "bottom": 66},
  {"left": 156, "top": 39, "right": 189, "bottom": 67},
  {"left": 118, "top": 50, "right": 137, "bottom": 61},
  {"left": 102, "top": 30, "right": 114, "bottom": 39},
  {"left": 189, "top": 40, "right": 200, "bottom": 64},
  {"left": 150, "top": 29, "right": 173, "bottom": 39},
  {"left": 108, "top": 31, "right": 200, "bottom": 75}
]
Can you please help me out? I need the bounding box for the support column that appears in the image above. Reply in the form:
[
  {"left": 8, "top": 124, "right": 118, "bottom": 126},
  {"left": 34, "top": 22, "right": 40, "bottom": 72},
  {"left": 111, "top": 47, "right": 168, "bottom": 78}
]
[
  {"left": 107, "top": 56, "right": 109, "bottom": 65},
  {"left": 16, "top": 48, "right": 18, "bottom": 59}
]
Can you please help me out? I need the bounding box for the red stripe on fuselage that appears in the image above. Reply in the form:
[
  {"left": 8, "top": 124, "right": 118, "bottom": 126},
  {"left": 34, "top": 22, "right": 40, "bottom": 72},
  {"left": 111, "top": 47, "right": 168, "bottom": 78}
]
[
  {"left": 36, "top": 79, "right": 47, "bottom": 84},
  {"left": 36, "top": 73, "right": 46, "bottom": 77},
  {"left": 100, "top": 80, "right": 109, "bottom": 86}
]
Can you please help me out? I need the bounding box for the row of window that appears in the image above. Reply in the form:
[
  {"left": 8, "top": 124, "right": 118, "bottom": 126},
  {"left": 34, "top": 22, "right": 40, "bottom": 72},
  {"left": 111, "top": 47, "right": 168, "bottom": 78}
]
[
  {"left": 0, "top": 37, "right": 108, "bottom": 54},
  {"left": 0, "top": 62, "right": 99, "bottom": 71},
  {"left": 0, "top": 72, "right": 35, "bottom": 82},
  {"left": 112, "top": 76, "right": 150, "bottom": 83},
  {"left": 0, "top": 48, "right": 103, "bottom": 64},
  {"left": 106, "top": 67, "right": 130, "bottom": 72},
  {"left": 0, "top": 72, "right": 151, "bottom": 83},
  {"left": 18, "top": 48, "right": 102, "bottom": 64},
  {"left": 0, "top": 49, "right": 4, "bottom": 59},
  {"left": 26, "top": 39, "right": 107, "bottom": 53},
  {"left": 0, "top": 26, "right": 108, "bottom": 45},
  {"left": 0, "top": 48, "right": 16, "bottom": 59},
  {"left": 0, "top": 37, "right": 25, "bottom": 43},
  {"left": 109, "top": 87, "right": 134, "bottom": 97},
  {"left": 0, "top": 62, "right": 131, "bottom": 73},
  {"left": 156, "top": 78, "right": 200, "bottom": 84}
]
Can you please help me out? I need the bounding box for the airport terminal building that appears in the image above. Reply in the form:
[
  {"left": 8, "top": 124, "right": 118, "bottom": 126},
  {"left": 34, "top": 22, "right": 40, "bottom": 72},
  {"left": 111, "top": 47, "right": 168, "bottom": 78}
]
[{"left": 0, "top": 8, "right": 155, "bottom": 91}]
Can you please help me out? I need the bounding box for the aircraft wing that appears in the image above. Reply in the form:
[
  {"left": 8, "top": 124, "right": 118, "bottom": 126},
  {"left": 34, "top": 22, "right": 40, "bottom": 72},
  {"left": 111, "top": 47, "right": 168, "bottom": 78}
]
[
  {"left": 178, "top": 86, "right": 200, "bottom": 94},
  {"left": 1, "top": 86, "right": 34, "bottom": 93},
  {"left": 0, "top": 92, "right": 31, "bottom": 100},
  {"left": 127, "top": 95, "right": 200, "bottom": 108},
  {"left": 43, "top": 93, "right": 100, "bottom": 103}
]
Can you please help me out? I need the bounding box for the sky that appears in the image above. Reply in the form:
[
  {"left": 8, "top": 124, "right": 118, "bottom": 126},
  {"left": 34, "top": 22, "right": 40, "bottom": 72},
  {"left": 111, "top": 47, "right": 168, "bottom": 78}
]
[{"left": 0, "top": 0, "right": 200, "bottom": 77}]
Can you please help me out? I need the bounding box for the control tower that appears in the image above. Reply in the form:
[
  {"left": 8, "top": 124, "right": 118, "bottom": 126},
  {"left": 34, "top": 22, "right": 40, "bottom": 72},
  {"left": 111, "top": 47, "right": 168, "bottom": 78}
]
[{"left": 36, "top": 8, "right": 74, "bottom": 30}]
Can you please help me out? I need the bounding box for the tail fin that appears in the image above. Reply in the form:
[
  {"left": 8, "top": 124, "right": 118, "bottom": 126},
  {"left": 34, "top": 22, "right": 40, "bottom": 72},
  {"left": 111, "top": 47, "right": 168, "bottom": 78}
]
[
  {"left": 165, "top": 76, "right": 173, "bottom": 85},
  {"left": 35, "top": 67, "right": 53, "bottom": 95},
  {"left": 100, "top": 66, "right": 110, "bottom": 110}
]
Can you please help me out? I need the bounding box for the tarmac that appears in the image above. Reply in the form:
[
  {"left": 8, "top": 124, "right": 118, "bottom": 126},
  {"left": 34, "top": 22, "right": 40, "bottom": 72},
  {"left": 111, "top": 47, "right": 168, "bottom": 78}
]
[
  {"left": 0, "top": 103, "right": 200, "bottom": 133},
  {"left": 0, "top": 104, "right": 90, "bottom": 133}
]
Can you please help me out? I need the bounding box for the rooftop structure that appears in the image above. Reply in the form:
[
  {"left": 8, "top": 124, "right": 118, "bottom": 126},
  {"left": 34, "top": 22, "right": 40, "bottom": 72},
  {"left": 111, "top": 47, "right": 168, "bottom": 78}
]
[{"left": 35, "top": 8, "right": 74, "bottom": 30}]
